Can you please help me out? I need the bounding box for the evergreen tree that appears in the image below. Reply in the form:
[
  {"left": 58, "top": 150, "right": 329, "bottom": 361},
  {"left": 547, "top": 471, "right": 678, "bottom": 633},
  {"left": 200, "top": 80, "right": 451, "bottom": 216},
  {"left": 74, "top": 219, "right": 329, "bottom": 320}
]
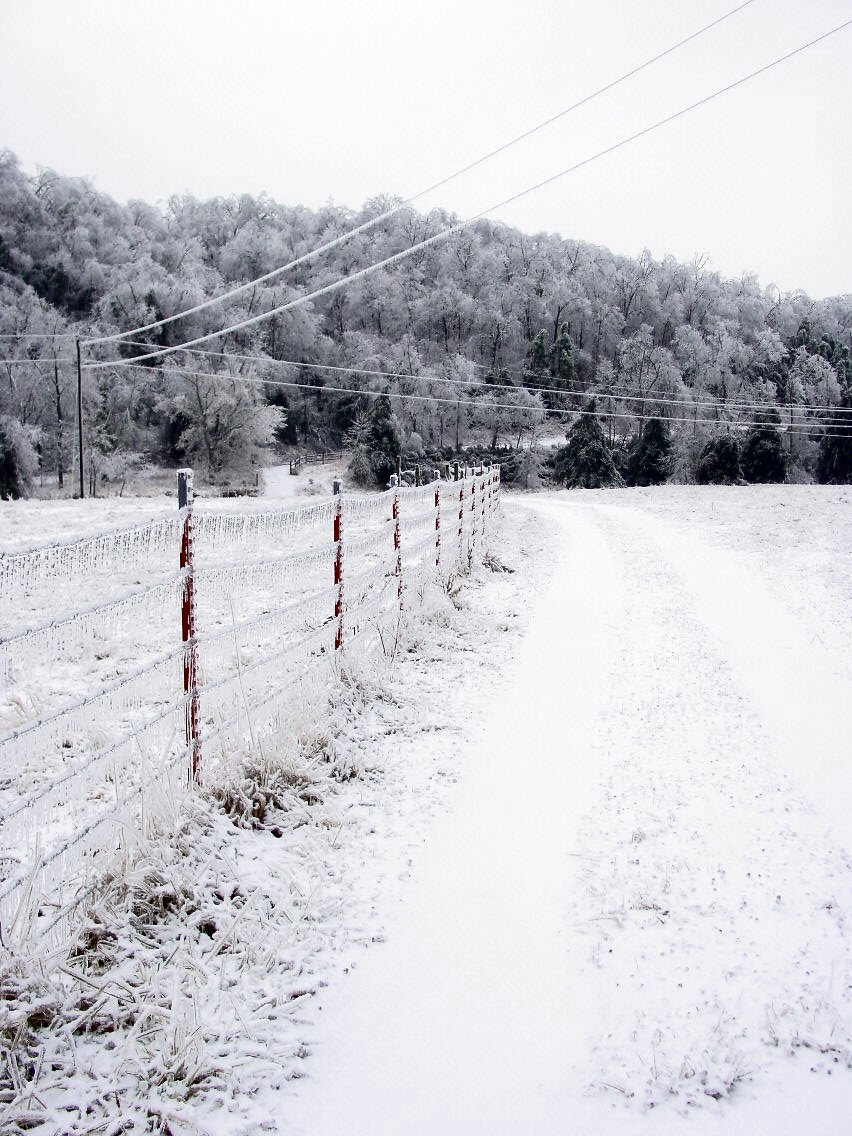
[
  {"left": 345, "top": 412, "right": 375, "bottom": 487},
  {"left": 529, "top": 330, "right": 549, "bottom": 375},
  {"left": 625, "top": 417, "right": 673, "bottom": 486},
  {"left": 695, "top": 433, "right": 742, "bottom": 484},
  {"left": 741, "top": 409, "right": 787, "bottom": 483},
  {"left": 816, "top": 406, "right": 852, "bottom": 484},
  {"left": 525, "top": 327, "right": 575, "bottom": 412},
  {"left": 346, "top": 395, "right": 401, "bottom": 487},
  {"left": 551, "top": 324, "right": 576, "bottom": 391},
  {"left": 553, "top": 400, "right": 623, "bottom": 488},
  {"left": 368, "top": 394, "right": 401, "bottom": 486}
]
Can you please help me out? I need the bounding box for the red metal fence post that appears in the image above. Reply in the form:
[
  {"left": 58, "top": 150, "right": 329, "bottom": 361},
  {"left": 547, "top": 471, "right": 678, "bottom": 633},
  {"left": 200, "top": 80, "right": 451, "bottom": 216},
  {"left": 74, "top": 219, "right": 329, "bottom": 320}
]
[
  {"left": 178, "top": 469, "right": 201, "bottom": 784},
  {"left": 469, "top": 472, "right": 477, "bottom": 556},
  {"left": 457, "top": 477, "right": 465, "bottom": 571},
  {"left": 392, "top": 479, "right": 404, "bottom": 610},
  {"left": 333, "top": 481, "right": 344, "bottom": 649},
  {"left": 434, "top": 480, "right": 441, "bottom": 573}
]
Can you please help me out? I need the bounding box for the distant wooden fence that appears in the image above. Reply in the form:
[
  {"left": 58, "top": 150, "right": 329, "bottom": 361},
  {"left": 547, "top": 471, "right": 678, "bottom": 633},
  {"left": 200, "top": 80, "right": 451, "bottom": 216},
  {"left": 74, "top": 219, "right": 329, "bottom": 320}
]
[{"left": 288, "top": 451, "right": 343, "bottom": 475}]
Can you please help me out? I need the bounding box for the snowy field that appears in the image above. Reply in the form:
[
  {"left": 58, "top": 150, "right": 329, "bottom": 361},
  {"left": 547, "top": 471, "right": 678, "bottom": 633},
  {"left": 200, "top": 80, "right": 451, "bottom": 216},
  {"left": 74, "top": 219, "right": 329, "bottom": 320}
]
[{"left": 1, "top": 481, "right": 850, "bottom": 1134}]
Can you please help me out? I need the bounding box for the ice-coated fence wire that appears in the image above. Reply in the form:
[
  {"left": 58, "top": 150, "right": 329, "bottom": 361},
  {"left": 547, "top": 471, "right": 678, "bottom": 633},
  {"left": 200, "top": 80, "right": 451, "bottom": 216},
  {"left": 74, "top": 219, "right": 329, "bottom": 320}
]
[
  {"left": 342, "top": 561, "right": 400, "bottom": 610},
  {"left": 344, "top": 517, "right": 396, "bottom": 560},
  {"left": 196, "top": 604, "right": 338, "bottom": 721},
  {"left": 193, "top": 499, "right": 337, "bottom": 554},
  {"left": 403, "top": 531, "right": 445, "bottom": 574},
  {"left": 1, "top": 466, "right": 499, "bottom": 949},
  {"left": 0, "top": 703, "right": 188, "bottom": 932},
  {"left": 196, "top": 545, "right": 330, "bottom": 597},
  {"left": 198, "top": 622, "right": 338, "bottom": 762},
  {"left": 0, "top": 575, "right": 183, "bottom": 679},
  {"left": 195, "top": 582, "right": 339, "bottom": 674},
  {"left": 344, "top": 581, "right": 401, "bottom": 640},
  {"left": 0, "top": 646, "right": 184, "bottom": 775},
  {"left": 399, "top": 511, "right": 439, "bottom": 545},
  {"left": 398, "top": 479, "right": 442, "bottom": 509},
  {"left": 0, "top": 689, "right": 187, "bottom": 836},
  {"left": 55, "top": 740, "right": 189, "bottom": 936},
  {"left": 406, "top": 557, "right": 444, "bottom": 598},
  {"left": 0, "top": 517, "right": 178, "bottom": 599},
  {"left": 338, "top": 487, "right": 396, "bottom": 523}
]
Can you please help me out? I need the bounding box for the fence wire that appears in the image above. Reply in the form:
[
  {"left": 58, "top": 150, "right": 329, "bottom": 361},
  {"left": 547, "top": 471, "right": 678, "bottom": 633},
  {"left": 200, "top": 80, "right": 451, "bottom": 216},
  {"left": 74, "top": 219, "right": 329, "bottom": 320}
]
[{"left": 0, "top": 466, "right": 500, "bottom": 949}]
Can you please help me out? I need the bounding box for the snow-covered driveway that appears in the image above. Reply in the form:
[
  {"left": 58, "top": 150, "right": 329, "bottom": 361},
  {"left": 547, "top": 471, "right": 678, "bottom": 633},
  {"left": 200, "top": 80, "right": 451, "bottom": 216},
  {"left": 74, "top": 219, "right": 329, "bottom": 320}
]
[{"left": 277, "top": 488, "right": 852, "bottom": 1135}]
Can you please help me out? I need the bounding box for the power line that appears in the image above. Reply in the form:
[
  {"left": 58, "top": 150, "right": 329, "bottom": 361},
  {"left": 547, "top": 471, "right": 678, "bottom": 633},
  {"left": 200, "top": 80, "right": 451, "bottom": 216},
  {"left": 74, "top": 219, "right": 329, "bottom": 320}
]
[
  {"left": 0, "top": 357, "right": 74, "bottom": 366},
  {"left": 99, "top": 346, "right": 852, "bottom": 418},
  {"left": 83, "top": 15, "right": 852, "bottom": 372},
  {"left": 0, "top": 333, "right": 75, "bottom": 340},
  {"left": 82, "top": 0, "right": 759, "bottom": 349},
  {"left": 105, "top": 360, "right": 852, "bottom": 438}
]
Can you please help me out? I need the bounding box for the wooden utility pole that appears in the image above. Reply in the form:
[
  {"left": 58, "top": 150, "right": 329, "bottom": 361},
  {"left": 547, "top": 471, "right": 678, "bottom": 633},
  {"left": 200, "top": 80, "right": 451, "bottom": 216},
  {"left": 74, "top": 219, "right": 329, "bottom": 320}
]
[{"left": 76, "top": 338, "right": 84, "bottom": 498}]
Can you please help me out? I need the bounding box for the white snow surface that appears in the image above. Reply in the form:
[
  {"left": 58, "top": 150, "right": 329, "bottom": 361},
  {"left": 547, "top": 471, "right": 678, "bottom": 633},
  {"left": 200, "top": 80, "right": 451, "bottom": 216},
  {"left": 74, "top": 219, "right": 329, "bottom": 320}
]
[
  {"left": 1, "top": 481, "right": 850, "bottom": 1133},
  {"left": 276, "top": 484, "right": 852, "bottom": 1135}
]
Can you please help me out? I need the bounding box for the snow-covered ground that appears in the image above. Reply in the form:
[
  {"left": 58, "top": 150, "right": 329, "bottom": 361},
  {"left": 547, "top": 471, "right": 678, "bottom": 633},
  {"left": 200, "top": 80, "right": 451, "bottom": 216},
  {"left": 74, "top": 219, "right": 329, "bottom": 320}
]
[
  {"left": 271, "top": 485, "right": 852, "bottom": 1135},
  {"left": 1, "top": 482, "right": 850, "bottom": 1134}
]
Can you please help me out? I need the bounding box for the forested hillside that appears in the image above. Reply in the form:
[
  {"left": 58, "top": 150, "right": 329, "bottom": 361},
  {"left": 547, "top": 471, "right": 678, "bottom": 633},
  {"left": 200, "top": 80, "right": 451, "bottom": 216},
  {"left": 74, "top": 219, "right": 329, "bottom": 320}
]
[{"left": 1, "top": 148, "right": 850, "bottom": 496}]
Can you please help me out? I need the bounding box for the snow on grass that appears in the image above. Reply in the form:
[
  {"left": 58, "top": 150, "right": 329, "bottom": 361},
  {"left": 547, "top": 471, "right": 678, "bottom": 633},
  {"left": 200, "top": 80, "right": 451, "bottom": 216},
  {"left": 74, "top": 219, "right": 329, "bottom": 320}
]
[{"left": 568, "top": 503, "right": 852, "bottom": 1109}]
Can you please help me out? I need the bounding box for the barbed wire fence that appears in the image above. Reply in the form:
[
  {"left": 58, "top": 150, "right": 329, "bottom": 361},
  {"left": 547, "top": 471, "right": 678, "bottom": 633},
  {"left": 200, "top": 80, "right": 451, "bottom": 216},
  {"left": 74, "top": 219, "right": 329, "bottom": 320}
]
[{"left": 0, "top": 464, "right": 500, "bottom": 954}]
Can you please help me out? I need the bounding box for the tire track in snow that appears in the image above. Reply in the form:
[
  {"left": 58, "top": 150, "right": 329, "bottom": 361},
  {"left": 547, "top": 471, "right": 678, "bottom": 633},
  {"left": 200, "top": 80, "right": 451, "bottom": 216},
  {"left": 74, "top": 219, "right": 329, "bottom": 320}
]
[
  {"left": 567, "top": 502, "right": 852, "bottom": 1122},
  {"left": 280, "top": 499, "right": 631, "bottom": 1135},
  {"left": 602, "top": 501, "right": 852, "bottom": 843}
]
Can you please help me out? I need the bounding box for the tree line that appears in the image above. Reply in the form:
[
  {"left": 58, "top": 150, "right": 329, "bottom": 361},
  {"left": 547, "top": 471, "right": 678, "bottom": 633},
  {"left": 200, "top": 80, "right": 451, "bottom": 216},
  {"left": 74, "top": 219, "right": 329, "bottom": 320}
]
[{"left": 0, "top": 148, "right": 850, "bottom": 498}]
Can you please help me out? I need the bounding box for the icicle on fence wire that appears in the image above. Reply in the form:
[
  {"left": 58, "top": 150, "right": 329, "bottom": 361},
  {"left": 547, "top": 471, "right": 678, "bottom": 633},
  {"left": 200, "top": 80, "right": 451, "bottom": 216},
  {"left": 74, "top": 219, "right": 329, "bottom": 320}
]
[{"left": 0, "top": 463, "right": 500, "bottom": 950}]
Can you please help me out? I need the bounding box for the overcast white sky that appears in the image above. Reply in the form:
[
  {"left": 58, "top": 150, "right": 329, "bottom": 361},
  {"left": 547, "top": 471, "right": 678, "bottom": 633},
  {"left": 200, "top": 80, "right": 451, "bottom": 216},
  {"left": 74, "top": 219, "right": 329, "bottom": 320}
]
[{"left": 1, "top": 0, "right": 850, "bottom": 298}]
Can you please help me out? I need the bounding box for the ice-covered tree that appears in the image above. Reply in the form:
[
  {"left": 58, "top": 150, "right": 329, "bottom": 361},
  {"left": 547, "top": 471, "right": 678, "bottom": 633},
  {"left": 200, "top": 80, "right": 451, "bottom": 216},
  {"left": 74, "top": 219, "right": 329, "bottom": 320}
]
[
  {"left": 551, "top": 323, "right": 576, "bottom": 390},
  {"left": 345, "top": 411, "right": 375, "bottom": 486},
  {"left": 0, "top": 415, "right": 37, "bottom": 498}
]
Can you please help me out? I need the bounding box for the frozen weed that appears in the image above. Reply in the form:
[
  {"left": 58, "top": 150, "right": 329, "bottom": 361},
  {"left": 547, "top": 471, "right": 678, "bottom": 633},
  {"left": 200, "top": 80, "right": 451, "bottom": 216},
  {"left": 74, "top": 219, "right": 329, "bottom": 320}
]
[
  {"left": 0, "top": 948, "right": 65, "bottom": 1091},
  {"left": 210, "top": 756, "right": 317, "bottom": 829},
  {"left": 765, "top": 998, "right": 852, "bottom": 1066},
  {"left": 594, "top": 1013, "right": 754, "bottom": 1108},
  {"left": 482, "top": 552, "right": 515, "bottom": 574}
]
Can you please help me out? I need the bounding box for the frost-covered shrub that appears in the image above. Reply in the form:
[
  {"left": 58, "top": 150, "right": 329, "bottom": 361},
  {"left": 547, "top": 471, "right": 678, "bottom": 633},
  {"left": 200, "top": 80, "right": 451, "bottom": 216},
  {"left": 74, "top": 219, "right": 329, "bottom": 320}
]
[
  {"left": 211, "top": 755, "right": 322, "bottom": 828},
  {"left": 496, "top": 448, "right": 544, "bottom": 489}
]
